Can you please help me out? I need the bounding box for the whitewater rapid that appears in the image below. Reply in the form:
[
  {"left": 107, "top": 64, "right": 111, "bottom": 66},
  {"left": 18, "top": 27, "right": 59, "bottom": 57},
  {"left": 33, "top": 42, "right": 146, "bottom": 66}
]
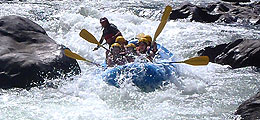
[{"left": 0, "top": 0, "right": 260, "bottom": 119}]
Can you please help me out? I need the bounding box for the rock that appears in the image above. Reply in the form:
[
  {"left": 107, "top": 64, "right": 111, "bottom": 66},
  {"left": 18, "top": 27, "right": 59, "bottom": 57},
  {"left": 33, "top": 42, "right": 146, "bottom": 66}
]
[
  {"left": 235, "top": 92, "right": 260, "bottom": 120},
  {"left": 170, "top": 8, "right": 190, "bottom": 20},
  {"left": 198, "top": 39, "right": 260, "bottom": 68},
  {"left": 255, "top": 19, "right": 260, "bottom": 25},
  {"left": 221, "top": 0, "right": 250, "bottom": 3},
  {"left": 169, "top": 2, "right": 193, "bottom": 20},
  {"left": 169, "top": 1, "right": 260, "bottom": 25},
  {"left": 218, "top": 3, "right": 231, "bottom": 12},
  {"left": 190, "top": 6, "right": 222, "bottom": 23},
  {"left": 215, "top": 39, "right": 260, "bottom": 68},
  {"left": 0, "top": 15, "right": 81, "bottom": 88},
  {"left": 197, "top": 43, "right": 228, "bottom": 62},
  {"left": 169, "top": 2, "right": 222, "bottom": 23},
  {"left": 217, "top": 13, "right": 238, "bottom": 23},
  {"left": 205, "top": 3, "right": 218, "bottom": 12}
]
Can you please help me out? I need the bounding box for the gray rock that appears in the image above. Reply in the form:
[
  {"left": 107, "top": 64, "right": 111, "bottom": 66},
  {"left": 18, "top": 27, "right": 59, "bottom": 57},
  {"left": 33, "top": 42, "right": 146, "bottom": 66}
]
[
  {"left": 169, "top": 1, "right": 260, "bottom": 25},
  {"left": 0, "top": 15, "right": 81, "bottom": 89},
  {"left": 255, "top": 19, "right": 260, "bottom": 25},
  {"left": 197, "top": 43, "right": 228, "bottom": 62},
  {"left": 190, "top": 6, "right": 222, "bottom": 23},
  {"left": 198, "top": 39, "right": 260, "bottom": 68},
  {"left": 235, "top": 92, "right": 260, "bottom": 120},
  {"left": 221, "top": 0, "right": 250, "bottom": 3}
]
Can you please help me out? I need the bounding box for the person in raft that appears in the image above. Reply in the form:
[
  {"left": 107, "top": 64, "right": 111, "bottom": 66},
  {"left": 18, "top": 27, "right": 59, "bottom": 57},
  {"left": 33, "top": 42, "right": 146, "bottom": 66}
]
[
  {"left": 107, "top": 43, "right": 127, "bottom": 67},
  {"left": 93, "top": 17, "right": 122, "bottom": 51},
  {"left": 143, "top": 34, "right": 158, "bottom": 55},
  {"left": 125, "top": 43, "right": 138, "bottom": 63},
  {"left": 136, "top": 38, "right": 154, "bottom": 62},
  {"left": 141, "top": 34, "right": 157, "bottom": 61},
  {"left": 115, "top": 36, "right": 128, "bottom": 52}
]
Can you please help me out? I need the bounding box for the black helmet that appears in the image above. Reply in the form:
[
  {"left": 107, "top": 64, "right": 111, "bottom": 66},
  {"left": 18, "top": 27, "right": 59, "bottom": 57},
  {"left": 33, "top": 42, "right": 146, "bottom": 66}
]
[{"left": 100, "top": 17, "right": 108, "bottom": 23}]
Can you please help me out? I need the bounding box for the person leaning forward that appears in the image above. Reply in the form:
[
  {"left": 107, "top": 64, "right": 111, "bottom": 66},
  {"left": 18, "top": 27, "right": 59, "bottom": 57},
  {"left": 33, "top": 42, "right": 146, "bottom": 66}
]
[
  {"left": 107, "top": 43, "right": 127, "bottom": 67},
  {"left": 144, "top": 34, "right": 158, "bottom": 55},
  {"left": 136, "top": 38, "right": 154, "bottom": 62},
  {"left": 93, "top": 17, "right": 122, "bottom": 51}
]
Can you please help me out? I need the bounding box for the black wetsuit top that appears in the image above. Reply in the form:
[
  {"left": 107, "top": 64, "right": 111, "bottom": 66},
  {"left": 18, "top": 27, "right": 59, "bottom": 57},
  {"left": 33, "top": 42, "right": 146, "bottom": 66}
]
[{"left": 103, "top": 23, "right": 120, "bottom": 46}]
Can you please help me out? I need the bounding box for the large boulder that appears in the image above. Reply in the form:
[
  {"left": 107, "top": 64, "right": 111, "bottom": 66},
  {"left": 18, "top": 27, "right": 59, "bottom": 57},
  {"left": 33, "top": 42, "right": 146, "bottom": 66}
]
[
  {"left": 169, "top": 2, "right": 227, "bottom": 23},
  {"left": 169, "top": 1, "right": 260, "bottom": 25},
  {"left": 169, "top": 2, "right": 193, "bottom": 20},
  {"left": 0, "top": 15, "right": 81, "bottom": 88},
  {"left": 235, "top": 92, "right": 260, "bottom": 120},
  {"left": 198, "top": 39, "right": 260, "bottom": 68},
  {"left": 221, "top": 0, "right": 250, "bottom": 3},
  {"left": 255, "top": 19, "right": 260, "bottom": 25},
  {"left": 190, "top": 6, "right": 222, "bottom": 23},
  {"left": 197, "top": 43, "right": 228, "bottom": 62}
]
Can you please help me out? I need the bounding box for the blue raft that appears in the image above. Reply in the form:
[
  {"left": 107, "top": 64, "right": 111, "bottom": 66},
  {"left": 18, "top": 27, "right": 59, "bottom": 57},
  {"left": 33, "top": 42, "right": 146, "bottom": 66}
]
[{"left": 101, "top": 43, "right": 179, "bottom": 92}]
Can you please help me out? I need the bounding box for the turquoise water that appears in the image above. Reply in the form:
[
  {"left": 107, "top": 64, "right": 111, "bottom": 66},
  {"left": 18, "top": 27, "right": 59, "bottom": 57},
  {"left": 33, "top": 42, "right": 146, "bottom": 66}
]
[{"left": 0, "top": 0, "right": 260, "bottom": 119}]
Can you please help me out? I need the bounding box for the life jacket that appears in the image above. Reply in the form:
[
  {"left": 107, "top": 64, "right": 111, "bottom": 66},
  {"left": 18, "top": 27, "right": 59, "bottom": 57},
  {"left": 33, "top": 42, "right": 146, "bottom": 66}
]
[
  {"left": 114, "top": 56, "right": 126, "bottom": 65},
  {"left": 103, "top": 23, "right": 120, "bottom": 46},
  {"left": 107, "top": 54, "right": 126, "bottom": 67},
  {"left": 104, "top": 34, "right": 114, "bottom": 45}
]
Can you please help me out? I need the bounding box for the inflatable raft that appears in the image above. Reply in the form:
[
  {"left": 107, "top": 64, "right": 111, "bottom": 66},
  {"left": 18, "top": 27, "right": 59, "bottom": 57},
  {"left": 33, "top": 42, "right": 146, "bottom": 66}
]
[{"left": 101, "top": 43, "right": 179, "bottom": 92}]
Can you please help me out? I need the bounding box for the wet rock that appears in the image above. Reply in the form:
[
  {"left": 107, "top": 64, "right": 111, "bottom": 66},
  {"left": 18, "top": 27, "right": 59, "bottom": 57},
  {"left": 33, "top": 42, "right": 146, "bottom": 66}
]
[
  {"left": 255, "top": 19, "right": 260, "bottom": 25},
  {"left": 170, "top": 1, "right": 260, "bottom": 25},
  {"left": 205, "top": 3, "right": 218, "bottom": 12},
  {"left": 169, "top": 2, "right": 193, "bottom": 20},
  {"left": 0, "top": 15, "right": 81, "bottom": 89},
  {"left": 170, "top": 8, "right": 190, "bottom": 20},
  {"left": 197, "top": 43, "right": 228, "bottom": 62},
  {"left": 190, "top": 6, "right": 222, "bottom": 23},
  {"left": 198, "top": 39, "right": 260, "bottom": 68},
  {"left": 235, "top": 92, "right": 260, "bottom": 120},
  {"left": 217, "top": 13, "right": 238, "bottom": 23},
  {"left": 218, "top": 3, "right": 230, "bottom": 12},
  {"left": 221, "top": 0, "right": 250, "bottom": 3}
]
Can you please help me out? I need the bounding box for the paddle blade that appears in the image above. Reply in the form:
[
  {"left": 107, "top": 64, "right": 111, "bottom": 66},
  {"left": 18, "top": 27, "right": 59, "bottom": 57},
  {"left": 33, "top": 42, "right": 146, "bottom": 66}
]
[
  {"left": 182, "top": 56, "right": 210, "bottom": 66},
  {"left": 80, "top": 29, "right": 101, "bottom": 45},
  {"left": 64, "top": 49, "right": 87, "bottom": 61},
  {"left": 153, "top": 5, "right": 172, "bottom": 42}
]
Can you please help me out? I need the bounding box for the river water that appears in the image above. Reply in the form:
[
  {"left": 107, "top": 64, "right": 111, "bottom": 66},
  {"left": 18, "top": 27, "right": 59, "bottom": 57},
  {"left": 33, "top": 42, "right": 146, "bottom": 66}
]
[{"left": 0, "top": 0, "right": 260, "bottom": 119}]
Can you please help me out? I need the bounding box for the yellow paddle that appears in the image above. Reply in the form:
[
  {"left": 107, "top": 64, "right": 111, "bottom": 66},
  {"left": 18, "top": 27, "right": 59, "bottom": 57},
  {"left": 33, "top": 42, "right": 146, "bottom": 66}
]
[
  {"left": 160, "top": 56, "right": 210, "bottom": 66},
  {"left": 136, "top": 6, "right": 172, "bottom": 44},
  {"left": 65, "top": 48, "right": 209, "bottom": 66},
  {"left": 152, "top": 5, "right": 172, "bottom": 46},
  {"left": 64, "top": 49, "right": 100, "bottom": 66},
  {"left": 79, "top": 29, "right": 110, "bottom": 51}
]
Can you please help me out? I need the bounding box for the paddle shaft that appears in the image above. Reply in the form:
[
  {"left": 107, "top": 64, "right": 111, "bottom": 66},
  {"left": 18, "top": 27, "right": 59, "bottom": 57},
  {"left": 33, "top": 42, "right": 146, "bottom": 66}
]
[
  {"left": 64, "top": 49, "right": 101, "bottom": 66},
  {"left": 80, "top": 29, "right": 111, "bottom": 52},
  {"left": 147, "top": 6, "right": 172, "bottom": 55},
  {"left": 152, "top": 5, "right": 172, "bottom": 46},
  {"left": 159, "top": 56, "right": 210, "bottom": 66},
  {"left": 100, "top": 44, "right": 110, "bottom": 51}
]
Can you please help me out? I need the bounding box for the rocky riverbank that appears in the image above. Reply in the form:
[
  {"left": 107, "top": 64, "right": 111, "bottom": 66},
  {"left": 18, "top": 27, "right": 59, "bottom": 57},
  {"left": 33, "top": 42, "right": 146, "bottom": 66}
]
[
  {"left": 170, "top": 1, "right": 260, "bottom": 25},
  {"left": 197, "top": 38, "right": 260, "bottom": 69},
  {"left": 0, "top": 15, "right": 81, "bottom": 89},
  {"left": 169, "top": 1, "right": 260, "bottom": 119}
]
